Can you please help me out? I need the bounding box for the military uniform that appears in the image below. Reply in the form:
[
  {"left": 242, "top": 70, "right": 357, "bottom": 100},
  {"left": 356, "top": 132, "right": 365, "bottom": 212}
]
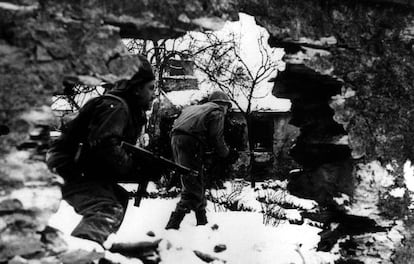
[
  {"left": 166, "top": 97, "right": 231, "bottom": 229},
  {"left": 48, "top": 91, "right": 148, "bottom": 244}
]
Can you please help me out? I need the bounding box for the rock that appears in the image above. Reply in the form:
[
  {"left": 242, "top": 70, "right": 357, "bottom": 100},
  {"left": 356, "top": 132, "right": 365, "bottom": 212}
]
[
  {"left": 193, "top": 250, "right": 224, "bottom": 263},
  {"left": 272, "top": 63, "right": 343, "bottom": 100},
  {"left": 8, "top": 256, "right": 29, "bottom": 264},
  {"left": 0, "top": 199, "right": 23, "bottom": 212},
  {"left": 35, "top": 256, "right": 61, "bottom": 264},
  {"left": 287, "top": 160, "right": 354, "bottom": 204},
  {"left": 99, "top": 252, "right": 144, "bottom": 264},
  {"left": 39, "top": 226, "right": 68, "bottom": 255},
  {"left": 109, "top": 239, "right": 162, "bottom": 262},
  {"left": 59, "top": 249, "right": 104, "bottom": 264},
  {"left": 211, "top": 224, "right": 219, "bottom": 230},
  {"left": 0, "top": 235, "right": 43, "bottom": 262},
  {"left": 214, "top": 244, "right": 227, "bottom": 253},
  {"left": 0, "top": 125, "right": 9, "bottom": 135}
]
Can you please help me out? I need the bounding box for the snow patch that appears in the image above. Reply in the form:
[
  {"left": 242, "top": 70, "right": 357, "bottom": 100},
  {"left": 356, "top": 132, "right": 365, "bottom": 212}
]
[
  {"left": 163, "top": 90, "right": 207, "bottom": 107},
  {"left": 404, "top": 160, "right": 414, "bottom": 192},
  {"left": 389, "top": 187, "right": 406, "bottom": 198},
  {"left": 49, "top": 189, "right": 336, "bottom": 264},
  {"left": 346, "top": 161, "right": 394, "bottom": 219},
  {"left": 333, "top": 193, "right": 350, "bottom": 206}
]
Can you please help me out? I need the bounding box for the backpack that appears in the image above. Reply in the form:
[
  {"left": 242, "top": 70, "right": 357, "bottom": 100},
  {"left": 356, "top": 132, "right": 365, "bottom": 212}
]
[{"left": 47, "top": 94, "right": 129, "bottom": 175}]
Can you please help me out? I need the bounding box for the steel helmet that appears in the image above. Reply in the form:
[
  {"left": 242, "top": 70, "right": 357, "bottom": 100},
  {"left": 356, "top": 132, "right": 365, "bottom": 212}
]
[{"left": 208, "top": 90, "right": 232, "bottom": 107}]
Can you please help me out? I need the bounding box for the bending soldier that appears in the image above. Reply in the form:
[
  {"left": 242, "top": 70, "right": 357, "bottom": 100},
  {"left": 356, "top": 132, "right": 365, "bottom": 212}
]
[
  {"left": 165, "top": 90, "right": 237, "bottom": 230},
  {"left": 47, "top": 55, "right": 156, "bottom": 247}
]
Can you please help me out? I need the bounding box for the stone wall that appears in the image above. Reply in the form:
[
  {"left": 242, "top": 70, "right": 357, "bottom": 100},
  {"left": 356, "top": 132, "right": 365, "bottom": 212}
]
[{"left": 238, "top": 0, "right": 414, "bottom": 262}]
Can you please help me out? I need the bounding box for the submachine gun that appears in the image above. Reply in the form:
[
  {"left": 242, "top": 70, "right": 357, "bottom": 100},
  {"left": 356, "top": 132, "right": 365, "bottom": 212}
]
[{"left": 120, "top": 141, "right": 198, "bottom": 207}]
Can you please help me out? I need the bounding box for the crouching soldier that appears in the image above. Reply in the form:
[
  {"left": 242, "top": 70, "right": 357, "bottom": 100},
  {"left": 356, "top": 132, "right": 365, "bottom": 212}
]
[
  {"left": 47, "top": 55, "right": 158, "bottom": 247},
  {"left": 165, "top": 90, "right": 238, "bottom": 230}
]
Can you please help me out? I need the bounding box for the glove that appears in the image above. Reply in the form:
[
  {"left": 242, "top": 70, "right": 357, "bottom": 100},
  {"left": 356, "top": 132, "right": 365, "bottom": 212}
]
[{"left": 226, "top": 148, "right": 239, "bottom": 164}]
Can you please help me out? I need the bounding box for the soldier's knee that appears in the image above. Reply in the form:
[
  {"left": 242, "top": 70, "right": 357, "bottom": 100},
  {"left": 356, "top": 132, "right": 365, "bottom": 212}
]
[
  {"left": 96, "top": 203, "right": 126, "bottom": 229},
  {"left": 110, "top": 204, "right": 126, "bottom": 226}
]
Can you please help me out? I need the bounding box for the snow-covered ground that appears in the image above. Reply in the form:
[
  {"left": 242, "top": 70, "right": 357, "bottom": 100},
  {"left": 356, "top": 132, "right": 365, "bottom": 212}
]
[{"left": 49, "top": 182, "right": 338, "bottom": 264}]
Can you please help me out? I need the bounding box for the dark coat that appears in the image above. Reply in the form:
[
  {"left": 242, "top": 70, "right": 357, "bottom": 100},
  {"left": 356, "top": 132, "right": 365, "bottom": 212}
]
[
  {"left": 47, "top": 91, "right": 146, "bottom": 182},
  {"left": 172, "top": 102, "right": 229, "bottom": 158}
]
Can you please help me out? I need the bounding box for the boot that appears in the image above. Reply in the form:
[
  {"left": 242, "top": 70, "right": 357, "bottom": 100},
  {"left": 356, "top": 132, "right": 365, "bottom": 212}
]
[
  {"left": 165, "top": 211, "right": 186, "bottom": 230},
  {"left": 195, "top": 210, "right": 208, "bottom": 226}
]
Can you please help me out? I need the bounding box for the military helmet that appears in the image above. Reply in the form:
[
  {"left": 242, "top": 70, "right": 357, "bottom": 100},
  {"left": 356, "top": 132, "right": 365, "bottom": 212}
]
[{"left": 208, "top": 90, "right": 232, "bottom": 107}]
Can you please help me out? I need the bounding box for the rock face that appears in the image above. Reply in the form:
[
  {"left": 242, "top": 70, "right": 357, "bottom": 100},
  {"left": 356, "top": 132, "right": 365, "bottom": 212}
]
[
  {"left": 241, "top": 0, "right": 414, "bottom": 163},
  {"left": 272, "top": 63, "right": 352, "bottom": 204},
  {"left": 246, "top": 0, "right": 413, "bottom": 262}
]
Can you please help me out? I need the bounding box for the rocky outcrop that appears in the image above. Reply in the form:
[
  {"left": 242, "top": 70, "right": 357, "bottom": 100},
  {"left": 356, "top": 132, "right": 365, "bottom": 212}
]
[
  {"left": 0, "top": 108, "right": 63, "bottom": 263},
  {"left": 251, "top": 0, "right": 414, "bottom": 262},
  {"left": 241, "top": 0, "right": 414, "bottom": 163},
  {"left": 272, "top": 63, "right": 352, "bottom": 204}
]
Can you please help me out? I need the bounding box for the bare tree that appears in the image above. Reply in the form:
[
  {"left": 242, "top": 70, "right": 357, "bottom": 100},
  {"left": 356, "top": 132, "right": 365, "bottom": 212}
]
[
  {"left": 126, "top": 32, "right": 281, "bottom": 187},
  {"left": 191, "top": 31, "right": 280, "bottom": 187}
]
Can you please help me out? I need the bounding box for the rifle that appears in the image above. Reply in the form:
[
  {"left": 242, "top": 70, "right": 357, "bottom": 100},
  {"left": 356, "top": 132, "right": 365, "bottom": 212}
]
[{"left": 120, "top": 141, "right": 198, "bottom": 207}]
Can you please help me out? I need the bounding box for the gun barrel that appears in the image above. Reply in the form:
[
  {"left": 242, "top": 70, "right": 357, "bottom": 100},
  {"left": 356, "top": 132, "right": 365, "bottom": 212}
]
[
  {"left": 121, "top": 141, "right": 199, "bottom": 207},
  {"left": 121, "top": 141, "right": 198, "bottom": 175}
]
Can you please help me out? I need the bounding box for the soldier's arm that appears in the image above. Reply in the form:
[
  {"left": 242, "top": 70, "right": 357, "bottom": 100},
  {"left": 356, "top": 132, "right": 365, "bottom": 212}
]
[
  {"left": 86, "top": 99, "right": 137, "bottom": 178},
  {"left": 206, "top": 110, "right": 230, "bottom": 158}
]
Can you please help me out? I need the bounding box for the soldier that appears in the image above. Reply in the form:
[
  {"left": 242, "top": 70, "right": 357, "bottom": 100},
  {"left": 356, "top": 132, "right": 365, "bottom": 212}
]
[
  {"left": 47, "top": 55, "right": 158, "bottom": 247},
  {"left": 165, "top": 90, "right": 238, "bottom": 230}
]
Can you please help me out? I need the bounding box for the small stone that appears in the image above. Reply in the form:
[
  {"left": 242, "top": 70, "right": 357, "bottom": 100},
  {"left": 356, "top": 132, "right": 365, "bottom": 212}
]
[
  {"left": 59, "top": 249, "right": 104, "bottom": 264},
  {"left": 8, "top": 256, "right": 29, "bottom": 264},
  {"left": 146, "top": 231, "right": 155, "bottom": 237},
  {"left": 36, "top": 256, "right": 61, "bottom": 264},
  {"left": 0, "top": 198, "right": 23, "bottom": 212},
  {"left": 36, "top": 45, "right": 53, "bottom": 62},
  {"left": 193, "top": 250, "right": 224, "bottom": 263},
  {"left": 39, "top": 226, "right": 68, "bottom": 254},
  {"left": 211, "top": 224, "right": 219, "bottom": 230},
  {"left": 214, "top": 244, "right": 227, "bottom": 253},
  {"left": 0, "top": 234, "right": 43, "bottom": 261}
]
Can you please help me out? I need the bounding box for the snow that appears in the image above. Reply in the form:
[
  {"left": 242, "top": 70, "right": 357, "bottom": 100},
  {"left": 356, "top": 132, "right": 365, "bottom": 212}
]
[
  {"left": 404, "top": 160, "right": 414, "bottom": 192},
  {"left": 48, "top": 182, "right": 336, "bottom": 264},
  {"left": 163, "top": 89, "right": 207, "bottom": 107},
  {"left": 346, "top": 161, "right": 395, "bottom": 219},
  {"left": 162, "top": 89, "right": 291, "bottom": 113},
  {"left": 333, "top": 193, "right": 350, "bottom": 207},
  {"left": 389, "top": 187, "right": 406, "bottom": 198},
  {"left": 239, "top": 95, "right": 291, "bottom": 112}
]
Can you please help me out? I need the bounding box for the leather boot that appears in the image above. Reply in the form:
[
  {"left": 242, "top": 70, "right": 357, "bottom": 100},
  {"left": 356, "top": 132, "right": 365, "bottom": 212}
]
[
  {"left": 195, "top": 210, "right": 208, "bottom": 226},
  {"left": 165, "top": 211, "right": 186, "bottom": 230}
]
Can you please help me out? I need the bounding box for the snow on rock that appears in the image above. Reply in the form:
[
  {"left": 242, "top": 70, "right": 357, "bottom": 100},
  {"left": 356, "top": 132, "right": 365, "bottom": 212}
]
[
  {"left": 389, "top": 187, "right": 406, "bottom": 198},
  {"left": 346, "top": 221, "right": 404, "bottom": 264},
  {"left": 404, "top": 160, "right": 414, "bottom": 192},
  {"left": 332, "top": 193, "right": 351, "bottom": 207},
  {"left": 345, "top": 161, "right": 394, "bottom": 221},
  {"left": 331, "top": 161, "right": 406, "bottom": 264},
  {"left": 0, "top": 149, "right": 63, "bottom": 262}
]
